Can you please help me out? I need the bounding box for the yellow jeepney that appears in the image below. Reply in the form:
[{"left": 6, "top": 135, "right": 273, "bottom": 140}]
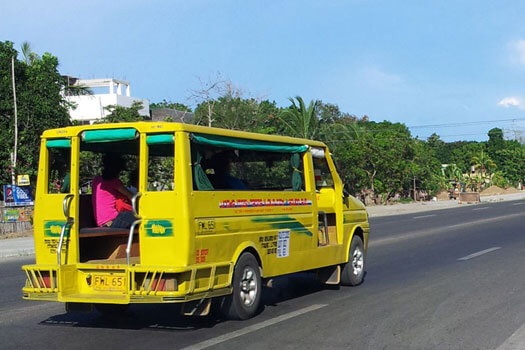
[{"left": 22, "top": 122, "right": 369, "bottom": 319}]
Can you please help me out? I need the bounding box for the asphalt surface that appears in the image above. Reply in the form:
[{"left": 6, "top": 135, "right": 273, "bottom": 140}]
[{"left": 1, "top": 200, "right": 524, "bottom": 349}]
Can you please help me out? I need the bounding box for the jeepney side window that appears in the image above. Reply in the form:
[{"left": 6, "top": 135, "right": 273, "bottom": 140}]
[
  {"left": 147, "top": 135, "right": 175, "bottom": 192},
  {"left": 193, "top": 144, "right": 304, "bottom": 191},
  {"left": 313, "top": 157, "right": 334, "bottom": 189},
  {"left": 47, "top": 145, "right": 71, "bottom": 194}
]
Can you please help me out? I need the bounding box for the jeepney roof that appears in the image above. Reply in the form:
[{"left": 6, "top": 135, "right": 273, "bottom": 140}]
[{"left": 41, "top": 122, "right": 328, "bottom": 148}]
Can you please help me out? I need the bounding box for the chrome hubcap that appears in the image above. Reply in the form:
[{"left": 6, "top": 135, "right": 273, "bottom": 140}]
[
  {"left": 352, "top": 248, "right": 364, "bottom": 276},
  {"left": 239, "top": 267, "right": 258, "bottom": 306}
]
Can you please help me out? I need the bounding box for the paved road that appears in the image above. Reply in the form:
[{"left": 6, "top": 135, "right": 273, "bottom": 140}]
[{"left": 1, "top": 200, "right": 524, "bottom": 349}]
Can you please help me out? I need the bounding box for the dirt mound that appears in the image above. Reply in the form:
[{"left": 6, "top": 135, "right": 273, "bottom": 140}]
[
  {"left": 504, "top": 187, "right": 522, "bottom": 194},
  {"left": 480, "top": 185, "right": 522, "bottom": 196},
  {"left": 480, "top": 185, "right": 505, "bottom": 196}
]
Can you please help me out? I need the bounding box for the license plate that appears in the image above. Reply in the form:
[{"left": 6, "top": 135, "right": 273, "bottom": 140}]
[{"left": 93, "top": 274, "right": 127, "bottom": 291}]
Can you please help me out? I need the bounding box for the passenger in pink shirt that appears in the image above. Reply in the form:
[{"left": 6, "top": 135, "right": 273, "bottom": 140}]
[{"left": 92, "top": 154, "right": 136, "bottom": 229}]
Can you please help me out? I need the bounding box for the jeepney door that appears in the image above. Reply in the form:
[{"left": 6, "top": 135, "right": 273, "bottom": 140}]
[
  {"left": 33, "top": 137, "right": 79, "bottom": 265},
  {"left": 312, "top": 149, "right": 341, "bottom": 246},
  {"left": 136, "top": 132, "right": 183, "bottom": 266}
]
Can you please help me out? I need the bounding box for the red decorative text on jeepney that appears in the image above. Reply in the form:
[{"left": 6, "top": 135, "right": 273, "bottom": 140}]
[{"left": 219, "top": 198, "right": 312, "bottom": 209}]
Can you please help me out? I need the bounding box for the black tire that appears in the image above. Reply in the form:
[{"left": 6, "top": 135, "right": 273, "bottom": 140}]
[
  {"left": 221, "top": 252, "right": 262, "bottom": 320},
  {"left": 341, "top": 235, "right": 366, "bottom": 286}
]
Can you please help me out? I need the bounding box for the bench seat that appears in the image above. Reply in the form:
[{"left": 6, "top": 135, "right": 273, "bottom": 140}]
[{"left": 79, "top": 227, "right": 137, "bottom": 238}]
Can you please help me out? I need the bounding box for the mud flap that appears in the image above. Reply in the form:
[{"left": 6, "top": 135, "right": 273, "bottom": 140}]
[
  {"left": 316, "top": 265, "right": 341, "bottom": 285},
  {"left": 182, "top": 298, "right": 212, "bottom": 316}
]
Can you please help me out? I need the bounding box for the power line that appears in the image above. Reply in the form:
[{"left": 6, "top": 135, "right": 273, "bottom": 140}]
[
  {"left": 408, "top": 117, "right": 525, "bottom": 129},
  {"left": 320, "top": 117, "right": 525, "bottom": 135},
  {"left": 322, "top": 131, "right": 503, "bottom": 144}
]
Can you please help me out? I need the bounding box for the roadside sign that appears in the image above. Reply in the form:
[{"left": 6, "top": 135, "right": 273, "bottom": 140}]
[
  {"left": 3, "top": 184, "right": 34, "bottom": 207},
  {"left": 17, "top": 175, "right": 30, "bottom": 186},
  {"left": 3, "top": 207, "right": 33, "bottom": 222}
]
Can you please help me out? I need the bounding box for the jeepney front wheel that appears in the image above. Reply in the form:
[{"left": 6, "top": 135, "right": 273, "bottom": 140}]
[
  {"left": 222, "top": 252, "right": 261, "bottom": 320},
  {"left": 341, "top": 235, "right": 366, "bottom": 286}
]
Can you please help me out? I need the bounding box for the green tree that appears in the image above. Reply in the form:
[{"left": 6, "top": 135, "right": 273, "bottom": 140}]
[
  {"left": 194, "top": 95, "right": 280, "bottom": 133},
  {"left": 471, "top": 150, "right": 496, "bottom": 187},
  {"left": 443, "top": 164, "right": 463, "bottom": 182},
  {"left": 0, "top": 41, "right": 71, "bottom": 185},
  {"left": 427, "top": 133, "right": 453, "bottom": 163},
  {"left": 150, "top": 99, "right": 192, "bottom": 112},
  {"left": 487, "top": 127, "right": 505, "bottom": 166},
  {"left": 333, "top": 121, "right": 416, "bottom": 200},
  {"left": 450, "top": 142, "right": 483, "bottom": 174},
  {"left": 496, "top": 147, "right": 525, "bottom": 185},
  {"left": 20, "top": 41, "right": 39, "bottom": 65},
  {"left": 101, "top": 101, "right": 147, "bottom": 123},
  {"left": 411, "top": 140, "right": 444, "bottom": 197},
  {"left": 278, "top": 96, "right": 322, "bottom": 139}
]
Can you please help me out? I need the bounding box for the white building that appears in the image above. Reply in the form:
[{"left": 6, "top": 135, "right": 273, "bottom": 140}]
[{"left": 65, "top": 78, "right": 150, "bottom": 124}]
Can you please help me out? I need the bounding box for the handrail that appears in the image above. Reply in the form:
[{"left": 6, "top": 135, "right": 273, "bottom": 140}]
[
  {"left": 131, "top": 191, "right": 142, "bottom": 218},
  {"left": 57, "top": 194, "right": 74, "bottom": 265},
  {"left": 127, "top": 191, "right": 143, "bottom": 265},
  {"left": 126, "top": 219, "right": 142, "bottom": 265}
]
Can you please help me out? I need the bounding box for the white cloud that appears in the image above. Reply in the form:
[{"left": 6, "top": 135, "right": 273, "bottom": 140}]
[
  {"left": 509, "top": 40, "right": 525, "bottom": 65},
  {"left": 498, "top": 96, "right": 522, "bottom": 108}
]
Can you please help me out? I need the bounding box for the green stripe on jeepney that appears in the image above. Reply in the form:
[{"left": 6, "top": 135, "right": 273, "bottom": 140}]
[
  {"left": 192, "top": 133, "right": 308, "bottom": 153},
  {"left": 144, "top": 220, "right": 174, "bottom": 237},
  {"left": 251, "top": 215, "right": 313, "bottom": 236},
  {"left": 146, "top": 134, "right": 174, "bottom": 145},
  {"left": 46, "top": 139, "right": 71, "bottom": 148},
  {"left": 82, "top": 128, "right": 138, "bottom": 143}
]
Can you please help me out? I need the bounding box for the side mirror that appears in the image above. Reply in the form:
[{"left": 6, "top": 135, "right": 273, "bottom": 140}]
[{"left": 342, "top": 186, "right": 350, "bottom": 206}]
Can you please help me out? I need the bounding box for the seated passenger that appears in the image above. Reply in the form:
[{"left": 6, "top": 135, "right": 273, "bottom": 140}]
[
  {"left": 92, "top": 154, "right": 136, "bottom": 229},
  {"left": 206, "top": 151, "right": 247, "bottom": 190},
  {"left": 60, "top": 173, "right": 70, "bottom": 193}
]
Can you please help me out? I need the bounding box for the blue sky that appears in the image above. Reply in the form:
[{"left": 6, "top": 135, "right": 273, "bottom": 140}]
[{"left": 2, "top": 0, "right": 525, "bottom": 141}]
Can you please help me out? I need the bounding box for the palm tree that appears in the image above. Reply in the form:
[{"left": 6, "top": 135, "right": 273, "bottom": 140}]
[
  {"left": 278, "top": 96, "right": 321, "bottom": 139},
  {"left": 444, "top": 164, "right": 463, "bottom": 182},
  {"left": 62, "top": 76, "right": 93, "bottom": 96},
  {"left": 63, "top": 84, "right": 93, "bottom": 96},
  {"left": 471, "top": 150, "right": 497, "bottom": 186},
  {"left": 20, "top": 41, "right": 39, "bottom": 65}
]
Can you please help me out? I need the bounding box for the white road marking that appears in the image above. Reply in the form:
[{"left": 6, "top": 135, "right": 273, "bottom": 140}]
[
  {"left": 511, "top": 202, "right": 525, "bottom": 206},
  {"left": 472, "top": 207, "right": 489, "bottom": 211},
  {"left": 458, "top": 247, "right": 501, "bottom": 261},
  {"left": 181, "top": 304, "right": 327, "bottom": 350},
  {"left": 413, "top": 214, "right": 436, "bottom": 219},
  {"left": 496, "top": 323, "right": 525, "bottom": 350}
]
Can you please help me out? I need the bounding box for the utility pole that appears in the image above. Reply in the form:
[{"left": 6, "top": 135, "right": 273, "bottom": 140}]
[
  {"left": 413, "top": 176, "right": 417, "bottom": 201},
  {"left": 11, "top": 55, "right": 18, "bottom": 185}
]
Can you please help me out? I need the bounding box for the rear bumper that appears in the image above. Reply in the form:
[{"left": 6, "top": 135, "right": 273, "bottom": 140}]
[{"left": 22, "top": 262, "right": 233, "bottom": 304}]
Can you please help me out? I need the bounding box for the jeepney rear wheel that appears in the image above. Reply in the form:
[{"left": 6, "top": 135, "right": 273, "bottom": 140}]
[
  {"left": 341, "top": 235, "right": 365, "bottom": 286},
  {"left": 221, "top": 252, "right": 261, "bottom": 320}
]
